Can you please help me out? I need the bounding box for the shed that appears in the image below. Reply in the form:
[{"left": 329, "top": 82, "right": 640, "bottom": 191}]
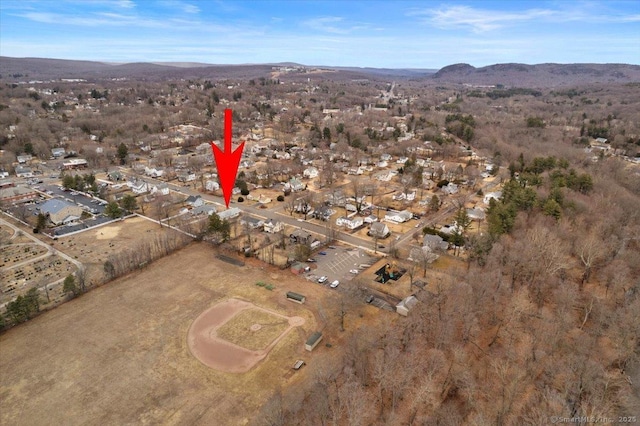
[
  {"left": 305, "top": 332, "right": 323, "bottom": 351},
  {"left": 396, "top": 295, "right": 418, "bottom": 316},
  {"left": 286, "top": 291, "right": 306, "bottom": 304}
]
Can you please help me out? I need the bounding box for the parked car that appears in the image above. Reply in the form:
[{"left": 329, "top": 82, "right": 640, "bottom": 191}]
[
  {"left": 318, "top": 276, "right": 328, "bottom": 283},
  {"left": 306, "top": 258, "right": 316, "bottom": 263},
  {"left": 330, "top": 280, "right": 339, "bottom": 288},
  {"left": 349, "top": 269, "right": 359, "bottom": 274},
  {"left": 318, "top": 251, "right": 327, "bottom": 255},
  {"left": 365, "top": 295, "right": 375, "bottom": 304}
]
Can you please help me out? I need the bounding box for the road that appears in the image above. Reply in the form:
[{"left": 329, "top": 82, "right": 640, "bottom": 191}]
[{"left": 117, "top": 169, "right": 386, "bottom": 253}]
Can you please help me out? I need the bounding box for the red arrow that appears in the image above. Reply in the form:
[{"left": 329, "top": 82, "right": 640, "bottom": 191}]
[{"left": 211, "top": 109, "right": 245, "bottom": 208}]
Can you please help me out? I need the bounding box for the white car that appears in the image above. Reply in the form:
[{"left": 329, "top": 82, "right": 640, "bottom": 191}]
[
  {"left": 330, "top": 280, "right": 339, "bottom": 288},
  {"left": 349, "top": 269, "right": 359, "bottom": 274},
  {"left": 318, "top": 276, "right": 328, "bottom": 283}
]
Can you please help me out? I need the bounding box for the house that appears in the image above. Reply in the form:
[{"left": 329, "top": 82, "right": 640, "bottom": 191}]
[
  {"left": 396, "top": 295, "right": 418, "bottom": 316},
  {"left": 423, "top": 234, "right": 449, "bottom": 251},
  {"left": 178, "top": 172, "right": 196, "bottom": 183},
  {"left": 290, "top": 229, "right": 313, "bottom": 244},
  {"left": 107, "top": 171, "right": 123, "bottom": 182},
  {"left": 305, "top": 331, "right": 323, "bottom": 351},
  {"left": 374, "top": 170, "right": 397, "bottom": 182},
  {"left": 336, "top": 216, "right": 364, "bottom": 230},
  {"left": 312, "top": 205, "right": 333, "bottom": 221},
  {"left": 190, "top": 204, "right": 217, "bottom": 216},
  {"left": 51, "top": 147, "right": 66, "bottom": 158},
  {"left": 0, "top": 184, "right": 37, "bottom": 204},
  {"left": 364, "top": 214, "right": 378, "bottom": 224},
  {"left": 218, "top": 207, "right": 241, "bottom": 220},
  {"left": 155, "top": 183, "right": 170, "bottom": 196},
  {"left": 205, "top": 180, "right": 220, "bottom": 191},
  {"left": 39, "top": 199, "right": 83, "bottom": 225},
  {"left": 62, "top": 158, "right": 88, "bottom": 170},
  {"left": 128, "top": 180, "right": 149, "bottom": 194},
  {"left": 185, "top": 195, "right": 204, "bottom": 207},
  {"left": 263, "top": 219, "right": 284, "bottom": 234},
  {"left": 288, "top": 178, "right": 306, "bottom": 192},
  {"left": 441, "top": 182, "right": 458, "bottom": 195},
  {"left": 16, "top": 155, "right": 32, "bottom": 164},
  {"left": 380, "top": 153, "right": 392, "bottom": 162},
  {"left": 384, "top": 210, "right": 412, "bottom": 223},
  {"left": 303, "top": 167, "right": 319, "bottom": 179},
  {"left": 14, "top": 166, "right": 33, "bottom": 178},
  {"left": 240, "top": 216, "right": 264, "bottom": 230},
  {"left": 439, "top": 224, "right": 459, "bottom": 235},
  {"left": 368, "top": 222, "right": 390, "bottom": 238},
  {"left": 467, "top": 208, "right": 485, "bottom": 221},
  {"left": 144, "top": 167, "right": 164, "bottom": 178},
  {"left": 325, "top": 190, "right": 345, "bottom": 206},
  {"left": 483, "top": 191, "right": 502, "bottom": 205}
]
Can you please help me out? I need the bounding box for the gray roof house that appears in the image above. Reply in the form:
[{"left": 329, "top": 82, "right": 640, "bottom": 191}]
[{"left": 423, "top": 234, "right": 449, "bottom": 251}]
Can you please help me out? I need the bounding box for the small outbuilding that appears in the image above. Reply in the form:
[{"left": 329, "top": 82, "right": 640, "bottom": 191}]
[
  {"left": 396, "top": 295, "right": 418, "bottom": 316},
  {"left": 305, "top": 332, "right": 323, "bottom": 351},
  {"left": 286, "top": 291, "right": 306, "bottom": 304}
]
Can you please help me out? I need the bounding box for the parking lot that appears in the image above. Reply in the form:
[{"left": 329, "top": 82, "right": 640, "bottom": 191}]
[{"left": 303, "top": 245, "right": 376, "bottom": 288}]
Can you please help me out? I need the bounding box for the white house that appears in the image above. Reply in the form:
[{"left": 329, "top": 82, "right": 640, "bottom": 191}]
[
  {"left": 384, "top": 210, "right": 413, "bottom": 223},
  {"left": 442, "top": 183, "right": 459, "bottom": 195},
  {"left": 364, "top": 214, "right": 378, "bottom": 224},
  {"left": 128, "top": 180, "right": 149, "bottom": 194},
  {"left": 206, "top": 180, "right": 220, "bottom": 191},
  {"left": 303, "top": 167, "right": 319, "bottom": 179},
  {"left": 14, "top": 166, "right": 33, "bottom": 178},
  {"left": 190, "top": 204, "right": 217, "bottom": 216},
  {"left": 144, "top": 167, "right": 164, "bottom": 178},
  {"left": 483, "top": 191, "right": 502, "bottom": 205},
  {"left": 218, "top": 207, "right": 241, "bottom": 220},
  {"left": 240, "top": 216, "right": 264, "bottom": 230},
  {"left": 185, "top": 195, "right": 204, "bottom": 207},
  {"left": 155, "top": 183, "right": 170, "bottom": 196},
  {"left": 263, "top": 219, "right": 284, "bottom": 234},
  {"left": 336, "top": 216, "right": 364, "bottom": 230}
]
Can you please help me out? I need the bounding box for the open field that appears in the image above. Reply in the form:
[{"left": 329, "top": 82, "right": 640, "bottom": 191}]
[
  {"left": 52, "top": 215, "right": 167, "bottom": 283},
  {"left": 0, "top": 242, "right": 332, "bottom": 425}
]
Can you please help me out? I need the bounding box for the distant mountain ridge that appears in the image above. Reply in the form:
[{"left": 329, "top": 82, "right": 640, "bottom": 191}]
[
  {"left": 433, "top": 62, "right": 640, "bottom": 86},
  {"left": 0, "top": 57, "right": 638, "bottom": 86}
]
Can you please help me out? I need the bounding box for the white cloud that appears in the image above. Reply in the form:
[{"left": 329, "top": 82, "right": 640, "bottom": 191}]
[
  {"left": 409, "top": 4, "right": 640, "bottom": 33},
  {"left": 409, "top": 5, "right": 555, "bottom": 33}
]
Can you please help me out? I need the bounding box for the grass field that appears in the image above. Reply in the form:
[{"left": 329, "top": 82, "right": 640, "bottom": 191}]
[
  {"left": 0, "top": 242, "right": 328, "bottom": 426},
  {"left": 217, "top": 308, "right": 290, "bottom": 351}
]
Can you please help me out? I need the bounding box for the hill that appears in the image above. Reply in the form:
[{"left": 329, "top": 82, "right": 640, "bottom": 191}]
[
  {"left": 1, "top": 57, "right": 639, "bottom": 86},
  {"left": 432, "top": 62, "right": 640, "bottom": 87}
]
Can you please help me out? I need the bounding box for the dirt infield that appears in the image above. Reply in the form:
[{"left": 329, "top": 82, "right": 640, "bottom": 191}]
[{"left": 188, "top": 298, "right": 305, "bottom": 373}]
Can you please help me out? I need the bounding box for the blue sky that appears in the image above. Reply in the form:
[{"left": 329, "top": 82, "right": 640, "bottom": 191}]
[{"left": 1, "top": 1, "right": 638, "bottom": 68}]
